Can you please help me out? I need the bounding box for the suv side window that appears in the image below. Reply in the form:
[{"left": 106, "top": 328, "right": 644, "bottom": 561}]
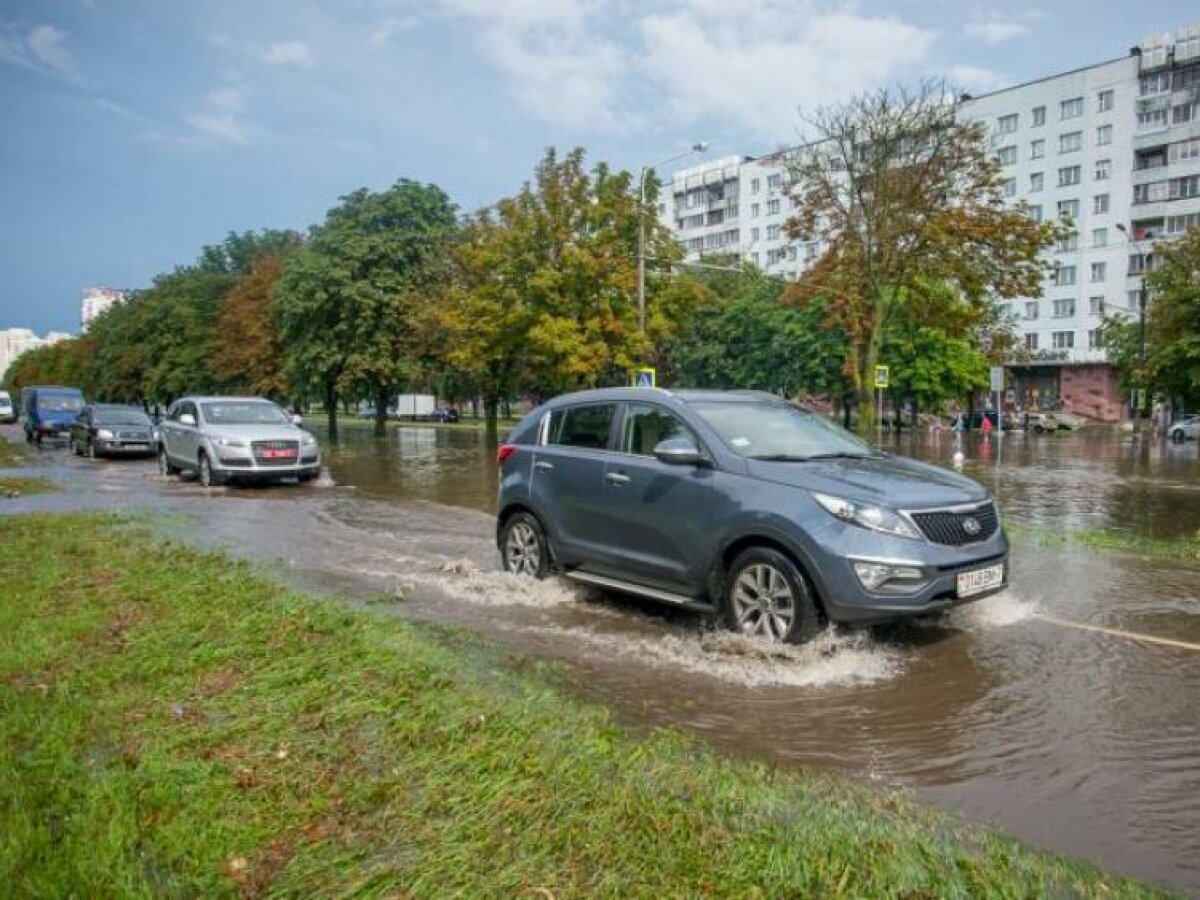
[
  {"left": 167, "top": 402, "right": 183, "bottom": 423},
  {"left": 622, "top": 404, "right": 696, "bottom": 456},
  {"left": 546, "top": 404, "right": 616, "bottom": 450}
]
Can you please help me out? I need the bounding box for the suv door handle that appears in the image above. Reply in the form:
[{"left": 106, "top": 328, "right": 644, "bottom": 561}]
[
  {"left": 535, "top": 460, "right": 555, "bottom": 471},
  {"left": 606, "top": 472, "right": 630, "bottom": 486}
]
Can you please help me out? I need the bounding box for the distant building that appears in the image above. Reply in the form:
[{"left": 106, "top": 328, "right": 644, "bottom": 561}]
[
  {"left": 0, "top": 328, "right": 70, "bottom": 382},
  {"left": 658, "top": 20, "right": 1200, "bottom": 422},
  {"left": 81, "top": 286, "right": 127, "bottom": 330}
]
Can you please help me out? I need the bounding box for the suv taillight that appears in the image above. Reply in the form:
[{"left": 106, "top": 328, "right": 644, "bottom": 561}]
[{"left": 496, "top": 444, "right": 516, "bottom": 465}]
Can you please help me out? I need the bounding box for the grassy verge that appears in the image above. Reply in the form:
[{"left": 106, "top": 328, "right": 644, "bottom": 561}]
[
  {"left": 0, "top": 476, "right": 52, "bottom": 496},
  {"left": 1008, "top": 521, "right": 1200, "bottom": 564},
  {"left": 0, "top": 434, "right": 29, "bottom": 467},
  {"left": 0, "top": 514, "right": 1165, "bottom": 897}
]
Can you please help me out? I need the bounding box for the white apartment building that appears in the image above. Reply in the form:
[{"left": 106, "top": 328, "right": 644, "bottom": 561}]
[
  {"left": 81, "top": 286, "right": 127, "bottom": 330},
  {"left": 0, "top": 328, "right": 72, "bottom": 382},
  {"left": 658, "top": 21, "right": 1200, "bottom": 421}
]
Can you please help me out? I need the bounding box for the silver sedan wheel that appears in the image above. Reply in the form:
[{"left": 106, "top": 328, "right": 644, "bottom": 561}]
[
  {"left": 731, "top": 563, "right": 796, "bottom": 641},
  {"left": 505, "top": 521, "right": 541, "bottom": 576}
]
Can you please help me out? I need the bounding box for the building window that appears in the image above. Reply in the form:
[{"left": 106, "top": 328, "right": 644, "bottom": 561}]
[
  {"left": 1032, "top": 106, "right": 1046, "bottom": 127},
  {"left": 1060, "top": 98, "right": 1083, "bottom": 119},
  {"left": 1167, "top": 212, "right": 1200, "bottom": 234},
  {"left": 1058, "top": 199, "right": 1080, "bottom": 219},
  {"left": 1002, "top": 178, "right": 1016, "bottom": 198},
  {"left": 766, "top": 224, "right": 780, "bottom": 240},
  {"left": 1025, "top": 332, "right": 1039, "bottom": 350},
  {"left": 1171, "top": 138, "right": 1200, "bottom": 162},
  {"left": 750, "top": 227, "right": 760, "bottom": 241},
  {"left": 1052, "top": 331, "right": 1075, "bottom": 349},
  {"left": 750, "top": 178, "right": 760, "bottom": 194},
  {"left": 1172, "top": 102, "right": 1200, "bottom": 125},
  {"left": 1024, "top": 301, "right": 1039, "bottom": 320},
  {"left": 766, "top": 198, "right": 780, "bottom": 215},
  {"left": 750, "top": 251, "right": 760, "bottom": 264},
  {"left": 1058, "top": 165, "right": 1081, "bottom": 187},
  {"left": 1127, "top": 289, "right": 1143, "bottom": 309},
  {"left": 1097, "top": 90, "right": 1114, "bottom": 112},
  {"left": 1088, "top": 328, "right": 1101, "bottom": 349},
  {"left": 1138, "top": 107, "right": 1169, "bottom": 131},
  {"left": 1092, "top": 227, "right": 1107, "bottom": 247},
  {"left": 997, "top": 145, "right": 1017, "bottom": 165},
  {"left": 1056, "top": 234, "right": 1078, "bottom": 252},
  {"left": 1030, "top": 172, "right": 1044, "bottom": 192},
  {"left": 1054, "top": 265, "right": 1076, "bottom": 286},
  {"left": 1094, "top": 159, "right": 1111, "bottom": 180},
  {"left": 1030, "top": 139, "right": 1045, "bottom": 159},
  {"left": 1059, "top": 131, "right": 1082, "bottom": 153},
  {"left": 750, "top": 202, "right": 760, "bottom": 217},
  {"left": 1092, "top": 194, "right": 1109, "bottom": 215},
  {"left": 998, "top": 113, "right": 1018, "bottom": 133},
  {"left": 1029, "top": 204, "right": 1043, "bottom": 222},
  {"left": 1053, "top": 299, "right": 1076, "bottom": 318},
  {"left": 766, "top": 248, "right": 787, "bottom": 264},
  {"left": 1089, "top": 296, "right": 1105, "bottom": 315},
  {"left": 1140, "top": 72, "right": 1170, "bottom": 95},
  {"left": 1096, "top": 124, "right": 1112, "bottom": 146},
  {"left": 766, "top": 174, "right": 782, "bottom": 190},
  {"left": 1090, "top": 261, "right": 1106, "bottom": 282}
]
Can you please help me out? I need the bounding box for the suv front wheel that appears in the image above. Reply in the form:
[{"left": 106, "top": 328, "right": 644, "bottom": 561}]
[
  {"left": 725, "top": 547, "right": 822, "bottom": 644},
  {"left": 500, "top": 511, "right": 550, "bottom": 578},
  {"left": 197, "top": 452, "right": 225, "bottom": 488}
]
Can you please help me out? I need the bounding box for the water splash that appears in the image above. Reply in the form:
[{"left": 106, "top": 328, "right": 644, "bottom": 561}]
[{"left": 947, "top": 589, "right": 1040, "bottom": 630}]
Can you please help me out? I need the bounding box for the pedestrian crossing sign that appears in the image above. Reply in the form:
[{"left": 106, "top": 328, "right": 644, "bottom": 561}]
[{"left": 633, "top": 367, "right": 656, "bottom": 388}]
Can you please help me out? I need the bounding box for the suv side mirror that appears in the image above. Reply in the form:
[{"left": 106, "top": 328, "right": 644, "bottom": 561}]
[
  {"left": 654, "top": 437, "right": 706, "bottom": 467},
  {"left": 179, "top": 413, "right": 196, "bottom": 427},
  {"left": 292, "top": 414, "right": 303, "bottom": 426}
]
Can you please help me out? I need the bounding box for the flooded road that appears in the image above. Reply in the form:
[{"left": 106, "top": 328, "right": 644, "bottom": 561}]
[{"left": 4, "top": 421, "right": 1200, "bottom": 892}]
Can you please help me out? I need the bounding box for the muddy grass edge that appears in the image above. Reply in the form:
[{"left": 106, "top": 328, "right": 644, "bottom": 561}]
[{"left": 0, "top": 513, "right": 1171, "bottom": 897}]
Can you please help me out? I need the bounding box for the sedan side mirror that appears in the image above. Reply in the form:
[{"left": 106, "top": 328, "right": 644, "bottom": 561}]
[
  {"left": 292, "top": 414, "right": 303, "bottom": 426},
  {"left": 653, "top": 436, "right": 706, "bottom": 467},
  {"left": 179, "top": 413, "right": 196, "bottom": 427}
]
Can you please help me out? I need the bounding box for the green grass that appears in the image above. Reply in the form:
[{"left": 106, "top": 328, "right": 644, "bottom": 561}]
[
  {"left": 0, "top": 435, "right": 29, "bottom": 467},
  {"left": 0, "top": 476, "right": 52, "bottom": 496},
  {"left": 0, "top": 514, "right": 1169, "bottom": 898},
  {"left": 1008, "top": 522, "right": 1200, "bottom": 563}
]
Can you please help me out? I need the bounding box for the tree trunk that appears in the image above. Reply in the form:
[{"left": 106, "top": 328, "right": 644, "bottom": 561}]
[
  {"left": 484, "top": 395, "right": 499, "bottom": 447},
  {"left": 373, "top": 385, "right": 389, "bottom": 438},
  {"left": 324, "top": 380, "right": 339, "bottom": 442}
]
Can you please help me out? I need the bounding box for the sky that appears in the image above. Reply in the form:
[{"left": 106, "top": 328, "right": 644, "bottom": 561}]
[{"left": 1, "top": 0, "right": 1196, "bottom": 334}]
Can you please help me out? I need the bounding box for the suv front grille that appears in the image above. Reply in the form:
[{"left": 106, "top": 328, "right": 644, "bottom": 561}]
[
  {"left": 909, "top": 502, "right": 998, "bottom": 546},
  {"left": 251, "top": 439, "right": 300, "bottom": 466},
  {"left": 118, "top": 430, "right": 151, "bottom": 440}
]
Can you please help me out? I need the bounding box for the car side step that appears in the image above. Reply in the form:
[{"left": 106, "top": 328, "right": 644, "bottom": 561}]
[{"left": 563, "top": 571, "right": 699, "bottom": 606}]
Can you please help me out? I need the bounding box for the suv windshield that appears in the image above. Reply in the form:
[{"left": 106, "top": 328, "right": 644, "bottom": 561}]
[
  {"left": 37, "top": 394, "right": 83, "bottom": 413},
  {"left": 95, "top": 408, "right": 151, "bottom": 426},
  {"left": 200, "top": 402, "right": 290, "bottom": 426},
  {"left": 691, "top": 401, "right": 876, "bottom": 460}
]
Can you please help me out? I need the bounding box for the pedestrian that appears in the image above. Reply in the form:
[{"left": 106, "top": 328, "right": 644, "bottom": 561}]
[
  {"left": 952, "top": 412, "right": 965, "bottom": 435},
  {"left": 981, "top": 414, "right": 993, "bottom": 437}
]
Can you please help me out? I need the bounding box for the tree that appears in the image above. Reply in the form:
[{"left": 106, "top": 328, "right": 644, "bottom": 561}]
[
  {"left": 274, "top": 181, "right": 457, "bottom": 438},
  {"left": 784, "top": 82, "right": 1062, "bottom": 433},
  {"left": 211, "top": 254, "right": 294, "bottom": 399},
  {"left": 1144, "top": 227, "right": 1200, "bottom": 411},
  {"left": 440, "top": 148, "right": 697, "bottom": 441}
]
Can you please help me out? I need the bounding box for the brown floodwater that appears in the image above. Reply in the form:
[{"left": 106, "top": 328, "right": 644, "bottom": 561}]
[{"left": 4, "top": 421, "right": 1199, "bottom": 892}]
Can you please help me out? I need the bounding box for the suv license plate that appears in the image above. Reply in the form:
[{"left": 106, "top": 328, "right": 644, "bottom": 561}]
[{"left": 957, "top": 563, "right": 1004, "bottom": 598}]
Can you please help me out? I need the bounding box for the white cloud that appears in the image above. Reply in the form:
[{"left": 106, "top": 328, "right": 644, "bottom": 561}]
[
  {"left": 262, "top": 39, "right": 314, "bottom": 66},
  {"left": 949, "top": 65, "right": 1006, "bottom": 92},
  {"left": 0, "top": 22, "right": 81, "bottom": 82},
  {"left": 963, "top": 10, "right": 1041, "bottom": 44},
  {"left": 184, "top": 85, "right": 250, "bottom": 144},
  {"left": 442, "top": 0, "right": 935, "bottom": 139}
]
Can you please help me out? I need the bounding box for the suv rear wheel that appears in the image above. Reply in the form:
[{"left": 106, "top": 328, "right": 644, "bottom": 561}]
[
  {"left": 725, "top": 547, "right": 822, "bottom": 644},
  {"left": 501, "top": 511, "right": 550, "bottom": 578}
]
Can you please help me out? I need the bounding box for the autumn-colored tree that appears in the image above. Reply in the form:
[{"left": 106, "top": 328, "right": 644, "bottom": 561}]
[
  {"left": 210, "top": 254, "right": 293, "bottom": 399},
  {"left": 784, "top": 82, "right": 1063, "bottom": 433}
]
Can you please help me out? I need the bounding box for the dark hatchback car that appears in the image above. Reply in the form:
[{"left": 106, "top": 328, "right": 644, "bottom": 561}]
[
  {"left": 496, "top": 388, "right": 1008, "bottom": 644},
  {"left": 70, "top": 404, "right": 156, "bottom": 458}
]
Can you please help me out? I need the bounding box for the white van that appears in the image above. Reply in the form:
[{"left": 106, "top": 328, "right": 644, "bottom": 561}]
[{"left": 0, "top": 390, "right": 15, "bottom": 424}]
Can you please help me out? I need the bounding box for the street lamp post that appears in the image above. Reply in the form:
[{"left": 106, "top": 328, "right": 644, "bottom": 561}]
[
  {"left": 1115, "top": 223, "right": 1150, "bottom": 428},
  {"left": 638, "top": 142, "right": 707, "bottom": 334}
]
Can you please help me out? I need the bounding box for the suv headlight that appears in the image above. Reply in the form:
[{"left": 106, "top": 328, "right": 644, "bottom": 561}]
[
  {"left": 215, "top": 437, "right": 246, "bottom": 448},
  {"left": 301, "top": 434, "right": 316, "bottom": 447},
  {"left": 97, "top": 428, "right": 114, "bottom": 439},
  {"left": 813, "top": 492, "right": 922, "bottom": 540}
]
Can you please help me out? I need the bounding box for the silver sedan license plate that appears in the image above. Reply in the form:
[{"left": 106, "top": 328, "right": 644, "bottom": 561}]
[{"left": 956, "top": 563, "right": 1004, "bottom": 598}]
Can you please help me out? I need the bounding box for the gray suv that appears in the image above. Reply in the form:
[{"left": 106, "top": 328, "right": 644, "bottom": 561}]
[
  {"left": 496, "top": 388, "right": 1008, "bottom": 643},
  {"left": 158, "top": 396, "right": 321, "bottom": 487}
]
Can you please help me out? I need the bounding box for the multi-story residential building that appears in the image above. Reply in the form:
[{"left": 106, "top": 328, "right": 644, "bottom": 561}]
[
  {"left": 0, "top": 328, "right": 72, "bottom": 381},
  {"left": 658, "top": 21, "right": 1200, "bottom": 422},
  {"left": 81, "top": 286, "right": 126, "bottom": 330}
]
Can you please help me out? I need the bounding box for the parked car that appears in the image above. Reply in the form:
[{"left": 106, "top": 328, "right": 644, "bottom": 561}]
[
  {"left": 432, "top": 406, "right": 460, "bottom": 423},
  {"left": 1024, "top": 412, "right": 1059, "bottom": 433},
  {"left": 496, "top": 388, "right": 1008, "bottom": 644},
  {"left": 157, "top": 396, "right": 321, "bottom": 488},
  {"left": 0, "top": 390, "right": 15, "bottom": 424},
  {"left": 70, "top": 404, "right": 156, "bottom": 458},
  {"left": 1169, "top": 415, "right": 1199, "bottom": 442},
  {"left": 21, "top": 385, "right": 85, "bottom": 445}
]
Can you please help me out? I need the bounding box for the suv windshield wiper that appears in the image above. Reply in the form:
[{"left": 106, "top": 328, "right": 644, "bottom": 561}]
[{"left": 748, "top": 451, "right": 878, "bottom": 462}]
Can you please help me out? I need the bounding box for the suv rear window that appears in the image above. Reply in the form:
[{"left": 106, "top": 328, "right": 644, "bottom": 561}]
[{"left": 547, "top": 404, "right": 615, "bottom": 450}]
